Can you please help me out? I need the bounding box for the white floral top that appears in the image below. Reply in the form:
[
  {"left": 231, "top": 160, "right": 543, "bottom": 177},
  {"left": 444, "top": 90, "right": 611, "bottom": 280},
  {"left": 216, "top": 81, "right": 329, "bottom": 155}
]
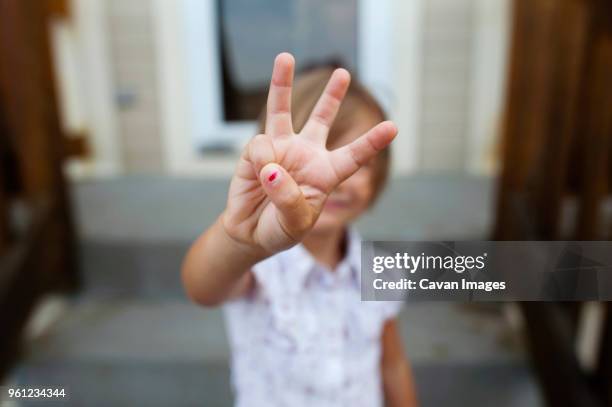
[{"left": 223, "top": 229, "right": 402, "bottom": 407}]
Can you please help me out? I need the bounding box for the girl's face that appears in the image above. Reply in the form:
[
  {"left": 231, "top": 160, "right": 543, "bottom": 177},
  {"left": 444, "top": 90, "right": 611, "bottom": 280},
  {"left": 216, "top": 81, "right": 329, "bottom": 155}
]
[{"left": 312, "top": 108, "right": 380, "bottom": 233}]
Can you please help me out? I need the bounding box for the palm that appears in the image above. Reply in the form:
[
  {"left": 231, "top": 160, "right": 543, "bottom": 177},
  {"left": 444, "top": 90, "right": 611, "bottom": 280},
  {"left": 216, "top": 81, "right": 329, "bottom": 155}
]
[
  {"left": 269, "top": 137, "right": 341, "bottom": 203},
  {"left": 224, "top": 53, "right": 396, "bottom": 253}
]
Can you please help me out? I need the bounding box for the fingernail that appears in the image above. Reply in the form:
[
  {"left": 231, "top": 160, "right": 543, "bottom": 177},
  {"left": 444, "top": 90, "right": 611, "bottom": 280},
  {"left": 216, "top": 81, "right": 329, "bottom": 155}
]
[{"left": 267, "top": 170, "right": 279, "bottom": 184}]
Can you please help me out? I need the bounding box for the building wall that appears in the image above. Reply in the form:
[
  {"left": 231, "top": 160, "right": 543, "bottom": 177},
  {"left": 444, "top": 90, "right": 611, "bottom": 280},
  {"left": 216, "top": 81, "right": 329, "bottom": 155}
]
[
  {"left": 107, "top": 0, "right": 164, "bottom": 173},
  {"left": 419, "top": 0, "right": 475, "bottom": 171},
  {"left": 62, "top": 0, "right": 509, "bottom": 177}
]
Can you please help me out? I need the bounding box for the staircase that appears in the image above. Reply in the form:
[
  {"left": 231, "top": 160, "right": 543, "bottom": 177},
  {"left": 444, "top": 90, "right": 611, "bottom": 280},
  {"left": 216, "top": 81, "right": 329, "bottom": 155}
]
[{"left": 8, "top": 176, "right": 543, "bottom": 406}]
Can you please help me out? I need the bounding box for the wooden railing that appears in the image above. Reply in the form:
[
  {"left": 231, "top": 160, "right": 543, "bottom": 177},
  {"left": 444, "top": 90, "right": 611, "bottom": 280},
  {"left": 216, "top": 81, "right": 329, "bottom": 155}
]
[
  {"left": 494, "top": 0, "right": 612, "bottom": 405},
  {"left": 0, "top": 0, "right": 79, "bottom": 380}
]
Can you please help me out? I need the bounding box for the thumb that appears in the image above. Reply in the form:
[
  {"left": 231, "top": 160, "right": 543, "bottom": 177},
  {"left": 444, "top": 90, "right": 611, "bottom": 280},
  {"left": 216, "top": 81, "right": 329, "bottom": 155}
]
[{"left": 259, "top": 163, "right": 313, "bottom": 239}]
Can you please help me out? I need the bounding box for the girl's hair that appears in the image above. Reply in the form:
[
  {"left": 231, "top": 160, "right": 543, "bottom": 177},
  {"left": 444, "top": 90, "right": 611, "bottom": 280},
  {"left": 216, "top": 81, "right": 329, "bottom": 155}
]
[{"left": 257, "top": 66, "right": 391, "bottom": 204}]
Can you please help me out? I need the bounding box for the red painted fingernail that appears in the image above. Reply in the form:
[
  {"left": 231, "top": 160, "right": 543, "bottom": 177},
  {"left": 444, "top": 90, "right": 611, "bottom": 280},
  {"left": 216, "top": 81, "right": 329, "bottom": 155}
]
[{"left": 268, "top": 171, "right": 278, "bottom": 183}]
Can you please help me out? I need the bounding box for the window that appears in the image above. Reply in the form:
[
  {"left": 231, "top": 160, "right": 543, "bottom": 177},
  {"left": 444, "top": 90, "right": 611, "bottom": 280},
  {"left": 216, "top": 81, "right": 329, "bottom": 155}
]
[
  {"left": 218, "top": 0, "right": 358, "bottom": 122},
  {"left": 183, "top": 0, "right": 392, "bottom": 151}
]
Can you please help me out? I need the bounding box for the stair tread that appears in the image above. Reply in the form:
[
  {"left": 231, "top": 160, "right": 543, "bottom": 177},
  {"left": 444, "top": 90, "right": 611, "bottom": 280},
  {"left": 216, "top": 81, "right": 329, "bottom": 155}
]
[
  {"left": 25, "top": 299, "right": 230, "bottom": 363},
  {"left": 15, "top": 299, "right": 540, "bottom": 406},
  {"left": 74, "top": 176, "right": 493, "bottom": 242},
  {"left": 22, "top": 300, "right": 521, "bottom": 365}
]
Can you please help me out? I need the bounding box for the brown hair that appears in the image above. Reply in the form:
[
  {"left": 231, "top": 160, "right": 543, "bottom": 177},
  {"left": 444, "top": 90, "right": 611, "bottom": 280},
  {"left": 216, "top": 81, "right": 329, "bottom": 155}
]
[{"left": 257, "top": 67, "right": 391, "bottom": 205}]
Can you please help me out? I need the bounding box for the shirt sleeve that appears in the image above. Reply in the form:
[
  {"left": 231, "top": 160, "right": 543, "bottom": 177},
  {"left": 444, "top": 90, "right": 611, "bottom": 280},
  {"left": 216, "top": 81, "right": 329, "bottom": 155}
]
[
  {"left": 250, "top": 255, "right": 282, "bottom": 298},
  {"left": 380, "top": 300, "right": 404, "bottom": 321}
]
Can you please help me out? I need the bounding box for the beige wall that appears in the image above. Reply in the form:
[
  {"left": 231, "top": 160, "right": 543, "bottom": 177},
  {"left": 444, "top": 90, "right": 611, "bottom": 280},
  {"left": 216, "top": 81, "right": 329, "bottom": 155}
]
[
  {"left": 418, "top": 0, "right": 509, "bottom": 173},
  {"left": 419, "top": 0, "right": 474, "bottom": 171},
  {"left": 107, "top": 0, "right": 164, "bottom": 173},
  {"left": 63, "top": 0, "right": 508, "bottom": 178}
]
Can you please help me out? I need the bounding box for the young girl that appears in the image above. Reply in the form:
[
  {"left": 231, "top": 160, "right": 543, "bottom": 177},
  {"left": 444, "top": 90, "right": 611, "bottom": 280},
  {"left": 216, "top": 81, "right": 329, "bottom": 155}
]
[{"left": 182, "top": 53, "right": 417, "bottom": 406}]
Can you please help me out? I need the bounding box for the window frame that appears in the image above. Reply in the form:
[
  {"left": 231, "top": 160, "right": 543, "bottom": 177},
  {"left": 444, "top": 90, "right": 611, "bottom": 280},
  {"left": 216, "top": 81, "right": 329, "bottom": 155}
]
[{"left": 182, "top": 0, "right": 394, "bottom": 151}]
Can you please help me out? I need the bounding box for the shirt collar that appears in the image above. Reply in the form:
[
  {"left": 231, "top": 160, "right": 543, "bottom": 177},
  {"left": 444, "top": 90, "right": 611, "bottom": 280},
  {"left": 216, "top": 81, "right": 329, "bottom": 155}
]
[{"left": 282, "top": 227, "right": 362, "bottom": 291}]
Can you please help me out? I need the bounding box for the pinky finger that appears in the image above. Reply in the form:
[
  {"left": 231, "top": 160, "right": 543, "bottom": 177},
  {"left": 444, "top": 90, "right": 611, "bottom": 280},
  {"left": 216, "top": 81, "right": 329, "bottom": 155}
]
[{"left": 329, "top": 121, "right": 397, "bottom": 181}]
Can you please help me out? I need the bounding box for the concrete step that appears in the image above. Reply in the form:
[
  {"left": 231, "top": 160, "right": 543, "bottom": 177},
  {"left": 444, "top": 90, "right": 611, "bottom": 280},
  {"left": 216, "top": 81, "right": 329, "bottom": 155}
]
[
  {"left": 13, "top": 300, "right": 232, "bottom": 406},
  {"left": 13, "top": 360, "right": 539, "bottom": 407},
  {"left": 73, "top": 176, "right": 494, "bottom": 243},
  {"left": 74, "top": 176, "right": 494, "bottom": 300},
  {"left": 9, "top": 176, "right": 542, "bottom": 406},
  {"left": 79, "top": 239, "right": 189, "bottom": 300},
  {"left": 11, "top": 300, "right": 543, "bottom": 406}
]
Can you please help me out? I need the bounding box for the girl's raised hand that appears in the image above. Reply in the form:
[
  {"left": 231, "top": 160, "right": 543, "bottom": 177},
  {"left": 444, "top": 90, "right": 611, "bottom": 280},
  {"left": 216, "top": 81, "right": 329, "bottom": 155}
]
[{"left": 223, "top": 53, "right": 397, "bottom": 254}]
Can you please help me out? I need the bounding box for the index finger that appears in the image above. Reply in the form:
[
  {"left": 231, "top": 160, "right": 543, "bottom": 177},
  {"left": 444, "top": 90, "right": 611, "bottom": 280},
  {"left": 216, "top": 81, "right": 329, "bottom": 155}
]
[
  {"left": 265, "top": 53, "right": 295, "bottom": 137},
  {"left": 301, "top": 68, "right": 351, "bottom": 145}
]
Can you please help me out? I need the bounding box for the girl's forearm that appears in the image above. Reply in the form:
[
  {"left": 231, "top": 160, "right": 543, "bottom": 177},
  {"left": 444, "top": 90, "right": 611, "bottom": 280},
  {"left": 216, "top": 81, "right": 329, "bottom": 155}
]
[
  {"left": 383, "top": 360, "right": 418, "bottom": 407},
  {"left": 381, "top": 319, "right": 419, "bottom": 406},
  {"left": 181, "top": 214, "right": 267, "bottom": 306}
]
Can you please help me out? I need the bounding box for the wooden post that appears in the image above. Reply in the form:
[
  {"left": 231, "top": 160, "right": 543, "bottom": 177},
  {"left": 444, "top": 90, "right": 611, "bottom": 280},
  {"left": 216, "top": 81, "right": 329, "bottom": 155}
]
[
  {"left": 0, "top": 108, "right": 8, "bottom": 254},
  {"left": 531, "top": 0, "right": 591, "bottom": 239},
  {"left": 494, "top": 0, "right": 612, "bottom": 406},
  {"left": 0, "top": 0, "right": 79, "bottom": 379},
  {"left": 493, "top": 0, "right": 558, "bottom": 239},
  {"left": 575, "top": 24, "right": 612, "bottom": 240},
  {"left": 0, "top": 175, "right": 8, "bottom": 255},
  {"left": 0, "top": 0, "right": 78, "bottom": 291}
]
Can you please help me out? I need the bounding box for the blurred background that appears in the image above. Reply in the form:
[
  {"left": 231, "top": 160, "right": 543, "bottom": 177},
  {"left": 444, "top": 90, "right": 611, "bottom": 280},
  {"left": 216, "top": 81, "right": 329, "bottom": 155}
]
[{"left": 0, "top": 0, "right": 611, "bottom": 406}]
